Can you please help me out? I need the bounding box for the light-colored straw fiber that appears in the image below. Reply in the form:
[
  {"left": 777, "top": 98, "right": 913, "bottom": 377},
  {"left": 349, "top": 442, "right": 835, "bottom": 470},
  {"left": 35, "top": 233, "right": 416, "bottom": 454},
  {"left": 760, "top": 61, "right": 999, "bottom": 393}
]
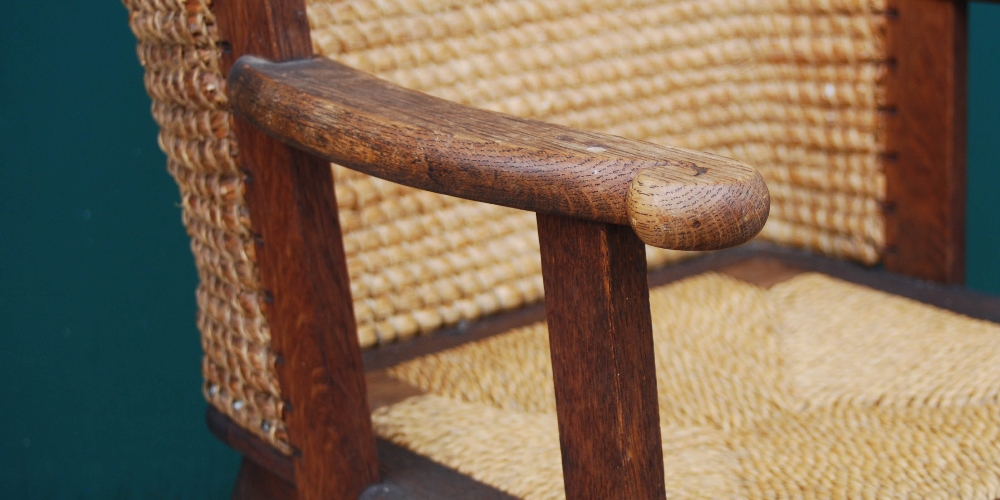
[
  {"left": 309, "top": 0, "right": 890, "bottom": 264},
  {"left": 379, "top": 273, "right": 1000, "bottom": 498}
]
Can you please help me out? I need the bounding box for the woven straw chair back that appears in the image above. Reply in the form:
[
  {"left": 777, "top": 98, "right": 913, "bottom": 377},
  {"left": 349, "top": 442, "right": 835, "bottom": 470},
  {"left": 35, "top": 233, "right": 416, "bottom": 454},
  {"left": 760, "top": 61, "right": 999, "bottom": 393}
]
[{"left": 126, "top": 0, "right": 888, "bottom": 453}]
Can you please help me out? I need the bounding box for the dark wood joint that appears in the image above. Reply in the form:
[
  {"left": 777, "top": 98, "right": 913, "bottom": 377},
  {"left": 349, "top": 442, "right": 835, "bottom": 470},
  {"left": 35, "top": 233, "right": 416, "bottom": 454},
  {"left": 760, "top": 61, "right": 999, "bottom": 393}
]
[
  {"left": 232, "top": 457, "right": 298, "bottom": 500},
  {"left": 207, "top": 407, "right": 296, "bottom": 484}
]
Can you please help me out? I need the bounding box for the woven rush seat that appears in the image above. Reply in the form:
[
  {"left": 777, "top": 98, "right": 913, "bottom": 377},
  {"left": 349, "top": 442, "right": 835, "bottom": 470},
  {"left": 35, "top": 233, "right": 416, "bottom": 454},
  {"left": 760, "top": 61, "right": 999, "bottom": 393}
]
[{"left": 376, "top": 273, "right": 1000, "bottom": 499}]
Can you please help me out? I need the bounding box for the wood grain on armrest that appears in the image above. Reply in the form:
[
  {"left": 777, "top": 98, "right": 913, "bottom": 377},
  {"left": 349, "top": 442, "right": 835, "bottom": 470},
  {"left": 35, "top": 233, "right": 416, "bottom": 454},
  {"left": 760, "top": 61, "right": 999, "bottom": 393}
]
[{"left": 228, "top": 56, "right": 769, "bottom": 251}]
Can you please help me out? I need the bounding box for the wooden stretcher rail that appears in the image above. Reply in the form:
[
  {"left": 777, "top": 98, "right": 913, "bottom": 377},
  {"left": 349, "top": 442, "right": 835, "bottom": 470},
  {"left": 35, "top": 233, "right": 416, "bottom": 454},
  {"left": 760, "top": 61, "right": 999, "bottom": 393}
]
[{"left": 228, "top": 56, "right": 770, "bottom": 251}]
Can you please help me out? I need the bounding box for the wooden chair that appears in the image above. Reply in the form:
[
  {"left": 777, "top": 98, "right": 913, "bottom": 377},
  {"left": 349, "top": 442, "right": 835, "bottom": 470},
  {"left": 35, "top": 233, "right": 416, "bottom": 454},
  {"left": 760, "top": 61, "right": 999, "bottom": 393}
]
[{"left": 124, "top": 0, "right": 1000, "bottom": 498}]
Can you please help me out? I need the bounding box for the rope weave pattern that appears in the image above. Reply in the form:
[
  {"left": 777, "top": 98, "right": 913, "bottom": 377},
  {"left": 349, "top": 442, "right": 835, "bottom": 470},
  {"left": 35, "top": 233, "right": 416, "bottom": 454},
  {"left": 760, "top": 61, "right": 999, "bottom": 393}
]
[
  {"left": 309, "top": 0, "right": 890, "bottom": 263},
  {"left": 380, "top": 273, "right": 1000, "bottom": 499},
  {"left": 125, "top": 0, "right": 890, "bottom": 454},
  {"left": 125, "top": 0, "right": 291, "bottom": 452}
]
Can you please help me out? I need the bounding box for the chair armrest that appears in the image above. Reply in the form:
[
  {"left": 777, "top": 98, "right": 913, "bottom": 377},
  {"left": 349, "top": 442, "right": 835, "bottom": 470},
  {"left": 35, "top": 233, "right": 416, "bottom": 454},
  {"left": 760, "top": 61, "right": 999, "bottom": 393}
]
[{"left": 228, "top": 56, "right": 769, "bottom": 251}]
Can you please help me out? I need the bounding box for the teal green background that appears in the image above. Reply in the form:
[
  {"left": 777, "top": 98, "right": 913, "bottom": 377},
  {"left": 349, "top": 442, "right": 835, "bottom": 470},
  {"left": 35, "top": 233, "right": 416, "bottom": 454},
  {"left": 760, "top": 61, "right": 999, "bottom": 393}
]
[
  {"left": 0, "top": 2, "right": 239, "bottom": 498},
  {"left": 0, "top": 2, "right": 997, "bottom": 498},
  {"left": 967, "top": 3, "right": 1000, "bottom": 293}
]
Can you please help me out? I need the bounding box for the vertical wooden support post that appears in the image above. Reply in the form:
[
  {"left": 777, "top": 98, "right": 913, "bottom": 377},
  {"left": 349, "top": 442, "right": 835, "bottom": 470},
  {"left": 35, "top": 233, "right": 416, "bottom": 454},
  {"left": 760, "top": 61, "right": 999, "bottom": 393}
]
[
  {"left": 214, "top": 1, "right": 380, "bottom": 498},
  {"left": 537, "top": 214, "right": 665, "bottom": 500},
  {"left": 883, "top": 0, "right": 967, "bottom": 283}
]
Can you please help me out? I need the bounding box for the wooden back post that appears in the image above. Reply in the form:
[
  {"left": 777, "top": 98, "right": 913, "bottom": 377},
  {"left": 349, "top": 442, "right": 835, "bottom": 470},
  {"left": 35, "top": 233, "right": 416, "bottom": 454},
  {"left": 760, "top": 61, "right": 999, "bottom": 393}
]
[
  {"left": 214, "top": 1, "right": 380, "bottom": 498},
  {"left": 884, "top": 0, "right": 968, "bottom": 283}
]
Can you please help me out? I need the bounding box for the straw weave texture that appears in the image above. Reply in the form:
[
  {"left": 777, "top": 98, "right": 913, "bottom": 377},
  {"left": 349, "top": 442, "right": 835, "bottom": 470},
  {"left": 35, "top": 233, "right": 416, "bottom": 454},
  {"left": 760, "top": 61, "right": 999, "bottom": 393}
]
[
  {"left": 124, "top": 0, "right": 293, "bottom": 452},
  {"left": 126, "top": 0, "right": 889, "bottom": 454},
  {"left": 379, "top": 273, "right": 1000, "bottom": 499},
  {"left": 309, "top": 0, "right": 890, "bottom": 264}
]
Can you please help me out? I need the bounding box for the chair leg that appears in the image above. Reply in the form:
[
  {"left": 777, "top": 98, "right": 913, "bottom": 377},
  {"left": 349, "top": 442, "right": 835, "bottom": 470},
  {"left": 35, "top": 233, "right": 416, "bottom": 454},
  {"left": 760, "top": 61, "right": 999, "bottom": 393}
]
[
  {"left": 536, "top": 214, "right": 666, "bottom": 499},
  {"left": 232, "top": 457, "right": 297, "bottom": 500}
]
